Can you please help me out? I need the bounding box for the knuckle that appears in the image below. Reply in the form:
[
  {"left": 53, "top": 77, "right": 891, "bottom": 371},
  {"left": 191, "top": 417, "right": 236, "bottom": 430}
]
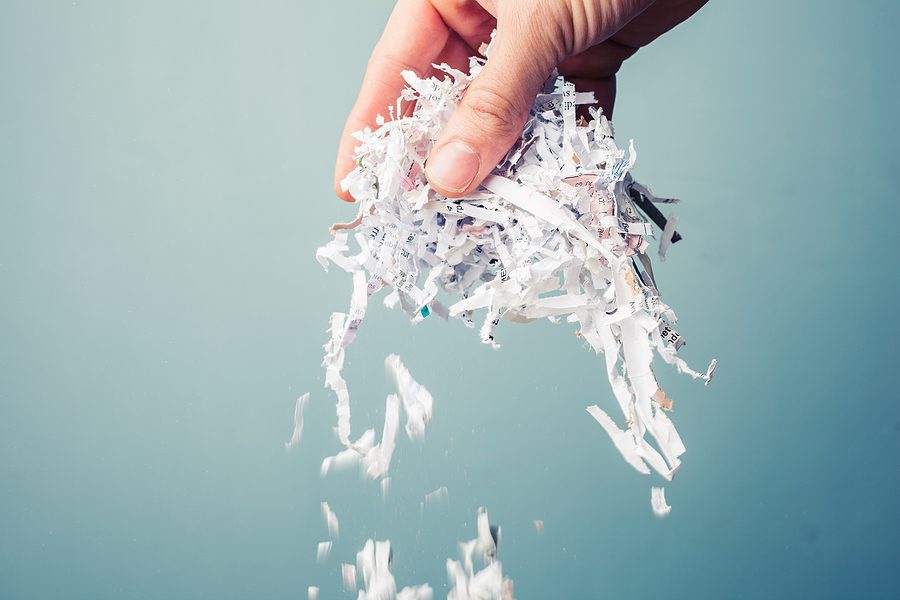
[{"left": 462, "top": 87, "right": 527, "bottom": 137}]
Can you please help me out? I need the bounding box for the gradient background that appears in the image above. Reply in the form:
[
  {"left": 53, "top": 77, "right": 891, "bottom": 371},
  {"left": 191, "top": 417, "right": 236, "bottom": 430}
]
[{"left": 1, "top": 1, "right": 898, "bottom": 598}]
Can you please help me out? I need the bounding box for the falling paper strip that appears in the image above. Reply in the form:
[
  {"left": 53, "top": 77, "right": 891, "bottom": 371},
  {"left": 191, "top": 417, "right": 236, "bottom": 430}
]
[
  {"left": 586, "top": 404, "right": 654, "bottom": 476},
  {"left": 285, "top": 392, "right": 309, "bottom": 449},
  {"left": 316, "top": 541, "right": 332, "bottom": 563},
  {"left": 447, "top": 507, "right": 514, "bottom": 600},
  {"left": 320, "top": 433, "right": 372, "bottom": 477},
  {"left": 320, "top": 393, "right": 400, "bottom": 481},
  {"left": 361, "top": 394, "right": 400, "bottom": 480},
  {"left": 356, "top": 539, "right": 395, "bottom": 600},
  {"left": 342, "top": 563, "right": 357, "bottom": 593},
  {"left": 651, "top": 486, "right": 672, "bottom": 518},
  {"left": 307, "top": 586, "right": 319, "bottom": 600},
  {"left": 321, "top": 501, "right": 339, "bottom": 539},
  {"left": 354, "top": 538, "right": 433, "bottom": 600},
  {"left": 386, "top": 354, "right": 434, "bottom": 441},
  {"left": 423, "top": 486, "right": 449, "bottom": 510}
]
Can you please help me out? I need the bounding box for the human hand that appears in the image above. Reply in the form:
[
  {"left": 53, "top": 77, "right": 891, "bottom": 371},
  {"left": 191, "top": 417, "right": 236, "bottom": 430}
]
[{"left": 334, "top": 0, "right": 708, "bottom": 201}]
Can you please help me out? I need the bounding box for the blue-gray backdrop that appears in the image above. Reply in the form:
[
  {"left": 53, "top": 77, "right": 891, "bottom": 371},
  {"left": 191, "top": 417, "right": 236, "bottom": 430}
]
[{"left": 1, "top": 1, "right": 897, "bottom": 598}]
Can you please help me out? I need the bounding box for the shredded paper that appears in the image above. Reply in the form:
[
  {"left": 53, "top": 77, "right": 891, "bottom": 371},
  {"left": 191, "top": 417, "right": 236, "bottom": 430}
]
[
  {"left": 308, "top": 38, "right": 717, "bottom": 597},
  {"left": 331, "top": 508, "right": 509, "bottom": 600},
  {"left": 317, "top": 48, "right": 714, "bottom": 485}
]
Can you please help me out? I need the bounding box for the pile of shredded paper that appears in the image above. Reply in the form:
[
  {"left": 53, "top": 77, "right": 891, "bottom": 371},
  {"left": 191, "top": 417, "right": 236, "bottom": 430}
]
[{"left": 308, "top": 42, "right": 716, "bottom": 597}]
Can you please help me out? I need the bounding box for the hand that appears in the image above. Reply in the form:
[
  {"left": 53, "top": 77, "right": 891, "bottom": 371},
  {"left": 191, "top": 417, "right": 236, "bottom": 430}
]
[{"left": 334, "top": 0, "right": 708, "bottom": 201}]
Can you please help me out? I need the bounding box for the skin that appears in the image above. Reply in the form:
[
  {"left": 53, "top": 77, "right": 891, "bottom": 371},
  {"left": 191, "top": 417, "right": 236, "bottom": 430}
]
[{"left": 334, "top": 0, "right": 709, "bottom": 201}]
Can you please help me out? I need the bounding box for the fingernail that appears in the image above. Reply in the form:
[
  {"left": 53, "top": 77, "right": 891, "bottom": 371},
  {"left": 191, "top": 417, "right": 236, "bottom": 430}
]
[{"left": 426, "top": 141, "right": 480, "bottom": 193}]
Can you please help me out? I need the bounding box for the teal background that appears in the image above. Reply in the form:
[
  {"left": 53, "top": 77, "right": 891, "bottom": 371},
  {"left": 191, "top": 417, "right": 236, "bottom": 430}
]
[{"left": 1, "top": 1, "right": 897, "bottom": 598}]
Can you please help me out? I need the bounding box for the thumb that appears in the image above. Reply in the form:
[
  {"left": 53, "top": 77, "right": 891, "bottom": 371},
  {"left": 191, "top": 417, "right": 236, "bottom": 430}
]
[{"left": 425, "top": 26, "right": 557, "bottom": 198}]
